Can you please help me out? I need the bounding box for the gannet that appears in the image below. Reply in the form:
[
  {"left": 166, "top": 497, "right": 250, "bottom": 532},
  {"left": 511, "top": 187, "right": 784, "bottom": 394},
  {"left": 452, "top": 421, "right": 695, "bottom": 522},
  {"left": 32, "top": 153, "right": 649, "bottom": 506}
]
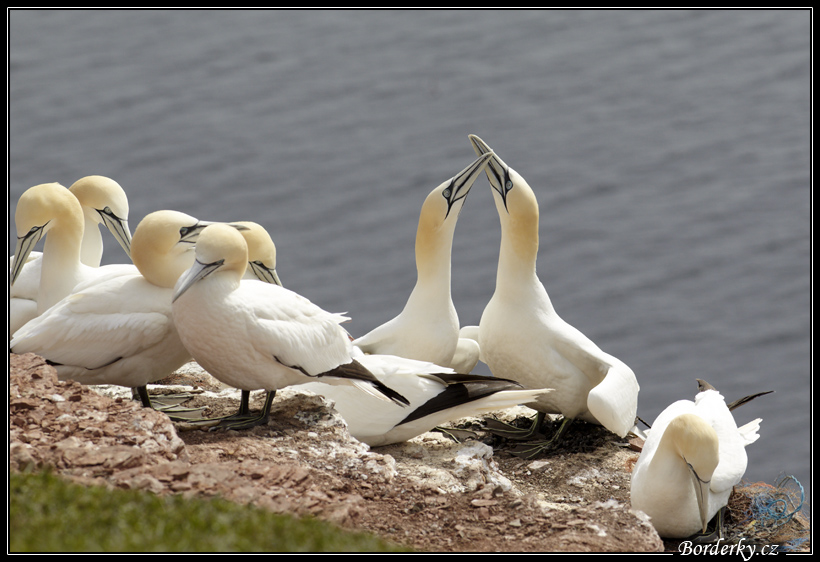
[
  {"left": 353, "top": 152, "right": 493, "bottom": 374},
  {"left": 171, "top": 223, "right": 409, "bottom": 429},
  {"left": 213, "top": 220, "right": 285, "bottom": 423},
  {"left": 67, "top": 175, "right": 132, "bottom": 265},
  {"left": 302, "top": 349, "right": 552, "bottom": 447},
  {"left": 630, "top": 380, "right": 762, "bottom": 539},
  {"left": 10, "top": 177, "right": 133, "bottom": 335},
  {"left": 10, "top": 210, "right": 220, "bottom": 407},
  {"left": 468, "top": 134, "right": 640, "bottom": 455}
]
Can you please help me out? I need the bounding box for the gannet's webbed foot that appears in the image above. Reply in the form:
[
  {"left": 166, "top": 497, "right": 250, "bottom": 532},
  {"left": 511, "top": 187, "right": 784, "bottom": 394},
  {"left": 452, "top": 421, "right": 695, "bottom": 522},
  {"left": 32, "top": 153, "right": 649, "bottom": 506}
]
[
  {"left": 173, "top": 390, "right": 276, "bottom": 431},
  {"left": 132, "top": 386, "right": 206, "bottom": 417},
  {"left": 506, "top": 416, "right": 574, "bottom": 459},
  {"left": 433, "top": 426, "right": 480, "bottom": 443},
  {"left": 485, "top": 411, "right": 546, "bottom": 441}
]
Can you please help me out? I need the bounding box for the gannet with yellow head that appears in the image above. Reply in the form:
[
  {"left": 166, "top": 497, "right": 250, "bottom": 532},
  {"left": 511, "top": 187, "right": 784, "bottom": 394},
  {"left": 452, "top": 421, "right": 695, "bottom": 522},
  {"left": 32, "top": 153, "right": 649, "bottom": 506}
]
[
  {"left": 353, "top": 152, "right": 493, "bottom": 374},
  {"left": 630, "top": 380, "right": 761, "bottom": 538},
  {"left": 204, "top": 220, "right": 285, "bottom": 426},
  {"left": 171, "top": 223, "right": 408, "bottom": 428},
  {"left": 468, "top": 134, "right": 640, "bottom": 454},
  {"left": 67, "top": 175, "right": 132, "bottom": 266},
  {"left": 10, "top": 210, "right": 220, "bottom": 406}
]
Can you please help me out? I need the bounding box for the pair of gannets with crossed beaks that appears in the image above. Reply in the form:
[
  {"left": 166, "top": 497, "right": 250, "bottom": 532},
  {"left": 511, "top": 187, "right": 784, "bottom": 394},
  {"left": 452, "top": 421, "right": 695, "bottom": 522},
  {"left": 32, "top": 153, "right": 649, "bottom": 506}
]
[
  {"left": 462, "top": 135, "right": 640, "bottom": 455},
  {"left": 10, "top": 177, "right": 133, "bottom": 336},
  {"left": 10, "top": 210, "right": 248, "bottom": 409},
  {"left": 630, "top": 379, "right": 762, "bottom": 539},
  {"left": 352, "top": 152, "right": 493, "bottom": 375}
]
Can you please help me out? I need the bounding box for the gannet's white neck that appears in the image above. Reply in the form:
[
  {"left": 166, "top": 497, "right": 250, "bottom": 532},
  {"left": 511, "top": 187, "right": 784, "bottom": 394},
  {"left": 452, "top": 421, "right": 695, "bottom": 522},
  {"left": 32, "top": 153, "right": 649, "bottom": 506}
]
[
  {"left": 68, "top": 175, "right": 131, "bottom": 265},
  {"left": 16, "top": 183, "right": 87, "bottom": 313},
  {"left": 77, "top": 205, "right": 105, "bottom": 266},
  {"left": 492, "top": 172, "right": 552, "bottom": 307},
  {"left": 408, "top": 188, "right": 459, "bottom": 309}
]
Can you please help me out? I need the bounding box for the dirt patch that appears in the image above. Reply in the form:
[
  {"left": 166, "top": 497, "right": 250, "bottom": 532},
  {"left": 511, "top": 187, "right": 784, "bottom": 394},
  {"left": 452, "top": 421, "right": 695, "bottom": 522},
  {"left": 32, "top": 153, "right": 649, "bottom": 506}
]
[{"left": 9, "top": 352, "right": 807, "bottom": 552}]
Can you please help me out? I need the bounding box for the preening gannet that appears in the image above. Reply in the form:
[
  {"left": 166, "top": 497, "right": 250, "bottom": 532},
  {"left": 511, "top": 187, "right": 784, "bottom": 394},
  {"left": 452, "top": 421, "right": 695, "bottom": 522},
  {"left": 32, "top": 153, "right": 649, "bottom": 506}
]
[
  {"left": 10, "top": 210, "right": 219, "bottom": 406},
  {"left": 468, "top": 134, "right": 640, "bottom": 455},
  {"left": 302, "top": 349, "right": 551, "bottom": 447},
  {"left": 10, "top": 177, "right": 133, "bottom": 335},
  {"left": 353, "top": 152, "right": 494, "bottom": 374},
  {"left": 171, "top": 223, "right": 409, "bottom": 429},
  {"left": 630, "top": 380, "right": 762, "bottom": 539}
]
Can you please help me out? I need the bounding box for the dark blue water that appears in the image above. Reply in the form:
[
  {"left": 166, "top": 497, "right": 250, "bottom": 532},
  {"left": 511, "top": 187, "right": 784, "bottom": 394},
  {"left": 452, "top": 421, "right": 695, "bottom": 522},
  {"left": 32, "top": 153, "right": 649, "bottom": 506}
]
[{"left": 9, "top": 9, "right": 811, "bottom": 501}]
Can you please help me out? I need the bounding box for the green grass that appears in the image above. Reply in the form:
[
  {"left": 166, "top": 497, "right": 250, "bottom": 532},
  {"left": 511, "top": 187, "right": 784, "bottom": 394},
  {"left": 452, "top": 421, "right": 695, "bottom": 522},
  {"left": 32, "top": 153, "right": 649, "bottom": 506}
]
[{"left": 10, "top": 469, "right": 411, "bottom": 552}]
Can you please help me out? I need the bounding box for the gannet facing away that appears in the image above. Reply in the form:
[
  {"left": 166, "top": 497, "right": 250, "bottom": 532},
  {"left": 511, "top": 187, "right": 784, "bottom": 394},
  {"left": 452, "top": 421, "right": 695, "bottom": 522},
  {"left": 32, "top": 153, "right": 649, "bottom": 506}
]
[
  {"left": 171, "top": 223, "right": 409, "bottom": 428},
  {"left": 353, "top": 152, "right": 493, "bottom": 374},
  {"left": 10, "top": 210, "right": 219, "bottom": 405},
  {"left": 630, "top": 380, "right": 762, "bottom": 539},
  {"left": 10, "top": 178, "right": 133, "bottom": 335},
  {"left": 468, "top": 135, "right": 640, "bottom": 454},
  {"left": 302, "top": 350, "right": 551, "bottom": 447}
]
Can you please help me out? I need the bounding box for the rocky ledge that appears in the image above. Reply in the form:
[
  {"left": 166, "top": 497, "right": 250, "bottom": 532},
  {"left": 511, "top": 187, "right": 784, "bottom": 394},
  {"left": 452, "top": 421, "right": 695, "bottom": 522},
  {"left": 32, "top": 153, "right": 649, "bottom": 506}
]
[{"left": 11, "top": 352, "right": 803, "bottom": 552}]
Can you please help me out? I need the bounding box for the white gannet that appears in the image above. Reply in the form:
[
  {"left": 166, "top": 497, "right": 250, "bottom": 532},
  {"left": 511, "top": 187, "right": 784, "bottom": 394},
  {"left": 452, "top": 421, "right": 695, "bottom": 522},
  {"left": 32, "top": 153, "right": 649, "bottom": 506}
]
[
  {"left": 468, "top": 134, "right": 640, "bottom": 455},
  {"left": 630, "top": 380, "right": 762, "bottom": 539},
  {"left": 213, "top": 220, "right": 285, "bottom": 422},
  {"left": 10, "top": 210, "right": 221, "bottom": 407},
  {"left": 10, "top": 177, "right": 133, "bottom": 335},
  {"left": 302, "top": 349, "right": 552, "bottom": 447},
  {"left": 171, "top": 223, "right": 409, "bottom": 429},
  {"left": 353, "top": 152, "right": 493, "bottom": 374}
]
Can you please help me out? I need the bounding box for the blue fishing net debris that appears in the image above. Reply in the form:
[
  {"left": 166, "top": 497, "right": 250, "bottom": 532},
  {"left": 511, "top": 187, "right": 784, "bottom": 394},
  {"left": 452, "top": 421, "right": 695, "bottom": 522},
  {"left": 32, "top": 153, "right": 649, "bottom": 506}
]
[{"left": 732, "top": 474, "right": 809, "bottom": 552}]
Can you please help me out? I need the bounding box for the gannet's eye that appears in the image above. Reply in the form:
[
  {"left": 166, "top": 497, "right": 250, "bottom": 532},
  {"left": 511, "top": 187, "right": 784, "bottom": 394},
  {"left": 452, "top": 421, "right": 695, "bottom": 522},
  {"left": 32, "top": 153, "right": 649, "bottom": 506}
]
[
  {"left": 505, "top": 179, "right": 513, "bottom": 192},
  {"left": 99, "top": 206, "right": 118, "bottom": 220},
  {"left": 179, "top": 225, "right": 196, "bottom": 238},
  {"left": 442, "top": 187, "right": 452, "bottom": 199}
]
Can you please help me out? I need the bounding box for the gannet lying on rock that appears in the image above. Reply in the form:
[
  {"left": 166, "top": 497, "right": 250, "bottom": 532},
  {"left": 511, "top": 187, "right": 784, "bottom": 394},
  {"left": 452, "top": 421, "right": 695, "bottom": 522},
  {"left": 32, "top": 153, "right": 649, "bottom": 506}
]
[
  {"left": 630, "top": 379, "right": 762, "bottom": 539},
  {"left": 302, "top": 349, "right": 551, "bottom": 446}
]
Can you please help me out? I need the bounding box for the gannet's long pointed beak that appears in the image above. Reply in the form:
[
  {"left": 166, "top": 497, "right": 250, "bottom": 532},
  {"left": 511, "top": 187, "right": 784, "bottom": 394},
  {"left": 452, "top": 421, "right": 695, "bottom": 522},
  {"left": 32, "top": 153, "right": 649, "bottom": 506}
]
[
  {"left": 468, "top": 134, "right": 514, "bottom": 211},
  {"left": 442, "top": 151, "right": 494, "bottom": 219},
  {"left": 97, "top": 207, "right": 132, "bottom": 259},
  {"left": 687, "top": 461, "right": 712, "bottom": 534},
  {"left": 10, "top": 223, "right": 48, "bottom": 285},
  {"left": 249, "top": 261, "right": 283, "bottom": 286},
  {"left": 172, "top": 258, "right": 225, "bottom": 302}
]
